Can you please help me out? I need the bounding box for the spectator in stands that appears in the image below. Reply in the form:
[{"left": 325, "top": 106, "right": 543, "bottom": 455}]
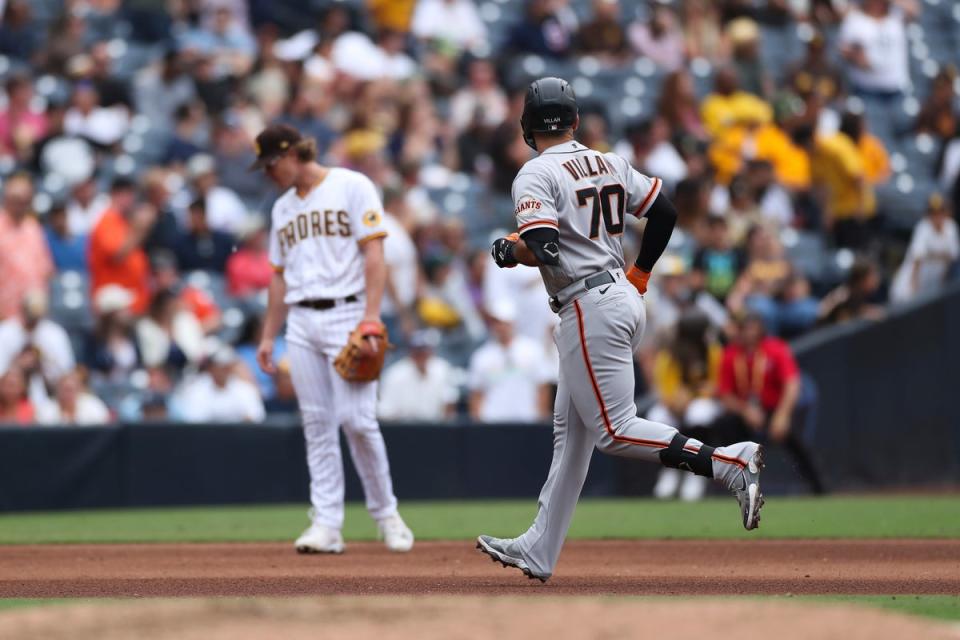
[
  {"left": 44, "top": 203, "right": 88, "bottom": 273},
  {"left": 692, "top": 215, "right": 745, "bottom": 303},
  {"left": 177, "top": 4, "right": 257, "bottom": 79},
  {"left": 176, "top": 346, "right": 265, "bottom": 423},
  {"left": 136, "top": 288, "right": 207, "bottom": 369},
  {"left": 616, "top": 118, "right": 688, "bottom": 191},
  {"left": 151, "top": 251, "right": 222, "bottom": 334},
  {"left": 716, "top": 175, "right": 765, "bottom": 246},
  {"left": 66, "top": 175, "right": 109, "bottom": 237},
  {"left": 381, "top": 190, "right": 421, "bottom": 344},
  {"left": 726, "top": 17, "right": 772, "bottom": 99},
  {"left": 0, "top": 365, "right": 34, "bottom": 425},
  {"left": 64, "top": 80, "right": 130, "bottom": 148},
  {"left": 379, "top": 329, "right": 459, "bottom": 421},
  {"left": 812, "top": 112, "right": 888, "bottom": 249},
  {"left": 36, "top": 370, "right": 111, "bottom": 426},
  {"left": 575, "top": 0, "right": 630, "bottom": 63},
  {"left": 264, "top": 357, "right": 299, "bottom": 414},
  {"left": 449, "top": 58, "right": 509, "bottom": 135},
  {"left": 785, "top": 31, "right": 844, "bottom": 109},
  {"left": 211, "top": 112, "right": 264, "bottom": 203},
  {"left": 141, "top": 168, "right": 181, "bottom": 259},
  {"left": 133, "top": 49, "right": 197, "bottom": 133},
  {"left": 745, "top": 159, "right": 795, "bottom": 229},
  {"left": 728, "top": 225, "right": 818, "bottom": 336},
  {"left": 645, "top": 255, "right": 729, "bottom": 355},
  {"left": 411, "top": 0, "right": 488, "bottom": 53},
  {"left": 0, "top": 74, "right": 48, "bottom": 161},
  {"left": 681, "top": 0, "right": 728, "bottom": 61},
  {"left": 0, "top": 1, "right": 41, "bottom": 62},
  {"left": 915, "top": 66, "right": 958, "bottom": 139},
  {"left": 468, "top": 301, "right": 552, "bottom": 422},
  {"left": 648, "top": 312, "right": 724, "bottom": 501},
  {"left": 700, "top": 67, "right": 772, "bottom": 139},
  {"left": 88, "top": 178, "right": 153, "bottom": 315},
  {"left": 890, "top": 193, "right": 960, "bottom": 303},
  {"left": 0, "top": 174, "right": 54, "bottom": 320},
  {"left": 84, "top": 286, "right": 140, "bottom": 383},
  {"left": 819, "top": 257, "right": 885, "bottom": 324},
  {"left": 0, "top": 290, "right": 75, "bottom": 385},
  {"left": 717, "top": 311, "right": 826, "bottom": 494},
  {"left": 176, "top": 198, "right": 235, "bottom": 274},
  {"left": 226, "top": 220, "right": 272, "bottom": 299},
  {"left": 629, "top": 4, "right": 684, "bottom": 71},
  {"left": 185, "top": 153, "right": 250, "bottom": 236},
  {"left": 657, "top": 70, "right": 708, "bottom": 142},
  {"left": 164, "top": 103, "right": 207, "bottom": 165},
  {"left": 506, "top": 0, "right": 576, "bottom": 58},
  {"left": 839, "top": 0, "right": 915, "bottom": 98}
]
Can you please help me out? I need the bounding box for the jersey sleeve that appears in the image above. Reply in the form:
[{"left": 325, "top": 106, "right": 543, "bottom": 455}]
[
  {"left": 608, "top": 153, "right": 662, "bottom": 217},
  {"left": 267, "top": 204, "right": 284, "bottom": 273},
  {"left": 511, "top": 169, "right": 559, "bottom": 236},
  {"left": 349, "top": 173, "right": 388, "bottom": 245}
]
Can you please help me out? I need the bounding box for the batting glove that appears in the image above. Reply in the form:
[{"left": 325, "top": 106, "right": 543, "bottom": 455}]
[{"left": 491, "top": 233, "right": 520, "bottom": 268}]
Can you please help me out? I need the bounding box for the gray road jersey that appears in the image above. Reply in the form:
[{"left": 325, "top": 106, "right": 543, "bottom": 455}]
[{"left": 512, "top": 140, "right": 662, "bottom": 296}]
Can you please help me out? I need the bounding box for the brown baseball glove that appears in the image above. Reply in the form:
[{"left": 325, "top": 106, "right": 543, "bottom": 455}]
[{"left": 334, "top": 320, "right": 391, "bottom": 382}]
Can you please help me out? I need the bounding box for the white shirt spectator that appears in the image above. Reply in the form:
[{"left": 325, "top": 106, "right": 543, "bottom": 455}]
[
  {"left": 468, "top": 335, "right": 551, "bottom": 422},
  {"left": 449, "top": 86, "right": 509, "bottom": 133},
  {"left": 36, "top": 392, "right": 111, "bottom": 425},
  {"left": 890, "top": 215, "right": 960, "bottom": 303},
  {"left": 203, "top": 184, "right": 249, "bottom": 236},
  {"left": 64, "top": 104, "right": 131, "bottom": 146},
  {"left": 378, "top": 356, "right": 458, "bottom": 420},
  {"left": 330, "top": 32, "right": 418, "bottom": 81},
  {"left": 411, "top": 0, "right": 488, "bottom": 51},
  {"left": 381, "top": 212, "right": 419, "bottom": 316},
  {"left": 839, "top": 7, "right": 909, "bottom": 93},
  {"left": 483, "top": 261, "right": 557, "bottom": 355},
  {"left": 136, "top": 312, "right": 207, "bottom": 368},
  {"left": 67, "top": 192, "right": 110, "bottom": 236},
  {"left": 177, "top": 372, "right": 266, "bottom": 422},
  {"left": 0, "top": 317, "right": 75, "bottom": 382}
]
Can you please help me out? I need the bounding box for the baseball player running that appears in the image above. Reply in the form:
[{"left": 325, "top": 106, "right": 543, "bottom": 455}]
[
  {"left": 254, "top": 124, "right": 414, "bottom": 554},
  {"left": 478, "top": 78, "right": 764, "bottom": 581}
]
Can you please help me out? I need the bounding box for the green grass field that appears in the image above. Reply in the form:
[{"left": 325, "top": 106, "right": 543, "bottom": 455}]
[
  {"left": 0, "top": 495, "right": 957, "bottom": 544},
  {"left": 1, "top": 496, "right": 958, "bottom": 622}
]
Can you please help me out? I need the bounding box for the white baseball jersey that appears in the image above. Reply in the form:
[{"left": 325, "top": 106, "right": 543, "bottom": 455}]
[
  {"left": 269, "top": 167, "right": 387, "bottom": 303},
  {"left": 512, "top": 140, "right": 662, "bottom": 296}
]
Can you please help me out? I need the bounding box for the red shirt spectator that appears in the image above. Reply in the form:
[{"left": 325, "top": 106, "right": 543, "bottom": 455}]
[
  {"left": 0, "top": 366, "right": 35, "bottom": 425},
  {"left": 88, "top": 180, "right": 154, "bottom": 315},
  {"left": 0, "top": 175, "right": 53, "bottom": 320},
  {"left": 226, "top": 226, "right": 272, "bottom": 298},
  {"left": 718, "top": 334, "right": 799, "bottom": 413}
]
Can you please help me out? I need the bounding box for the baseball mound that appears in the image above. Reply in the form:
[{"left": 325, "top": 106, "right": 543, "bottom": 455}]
[
  {"left": 1, "top": 540, "right": 958, "bottom": 597},
  {"left": 1, "top": 598, "right": 957, "bottom": 640}
]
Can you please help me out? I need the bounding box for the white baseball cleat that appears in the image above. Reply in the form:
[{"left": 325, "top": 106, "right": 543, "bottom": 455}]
[
  {"left": 731, "top": 444, "right": 765, "bottom": 531},
  {"left": 476, "top": 535, "right": 549, "bottom": 583},
  {"left": 295, "top": 522, "right": 345, "bottom": 554},
  {"left": 378, "top": 513, "right": 414, "bottom": 552}
]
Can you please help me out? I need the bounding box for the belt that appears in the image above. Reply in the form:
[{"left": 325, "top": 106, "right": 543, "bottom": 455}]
[
  {"left": 548, "top": 269, "right": 619, "bottom": 313},
  {"left": 296, "top": 294, "right": 359, "bottom": 310}
]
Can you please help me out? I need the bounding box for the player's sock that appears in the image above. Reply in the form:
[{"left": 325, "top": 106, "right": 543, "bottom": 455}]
[{"left": 658, "top": 433, "right": 714, "bottom": 478}]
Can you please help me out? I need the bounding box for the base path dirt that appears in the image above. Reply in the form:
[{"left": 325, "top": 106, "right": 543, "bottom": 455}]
[
  {"left": 1, "top": 539, "right": 958, "bottom": 597},
  {"left": 0, "top": 598, "right": 958, "bottom": 640}
]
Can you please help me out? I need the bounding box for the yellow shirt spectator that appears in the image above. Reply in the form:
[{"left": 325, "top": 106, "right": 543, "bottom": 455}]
[
  {"left": 813, "top": 133, "right": 876, "bottom": 221},
  {"left": 701, "top": 92, "right": 773, "bottom": 139},
  {"left": 860, "top": 133, "right": 891, "bottom": 185},
  {"left": 652, "top": 345, "right": 723, "bottom": 415},
  {"left": 367, "top": 0, "right": 416, "bottom": 32}
]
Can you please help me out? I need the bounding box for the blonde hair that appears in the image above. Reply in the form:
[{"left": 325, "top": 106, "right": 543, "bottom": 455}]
[{"left": 293, "top": 137, "right": 318, "bottom": 163}]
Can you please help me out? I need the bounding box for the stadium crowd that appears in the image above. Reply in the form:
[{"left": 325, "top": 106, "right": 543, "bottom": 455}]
[{"left": 0, "top": 0, "right": 959, "bottom": 431}]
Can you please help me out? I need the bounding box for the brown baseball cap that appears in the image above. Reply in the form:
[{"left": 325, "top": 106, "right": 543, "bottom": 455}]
[{"left": 249, "top": 123, "right": 303, "bottom": 171}]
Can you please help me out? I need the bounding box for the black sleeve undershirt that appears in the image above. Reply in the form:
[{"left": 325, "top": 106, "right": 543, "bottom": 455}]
[
  {"left": 519, "top": 227, "right": 561, "bottom": 266},
  {"left": 635, "top": 192, "right": 677, "bottom": 272}
]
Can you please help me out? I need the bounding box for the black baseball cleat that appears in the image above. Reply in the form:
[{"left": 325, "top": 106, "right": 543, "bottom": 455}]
[
  {"left": 476, "top": 535, "right": 550, "bottom": 583},
  {"left": 731, "top": 445, "right": 765, "bottom": 530}
]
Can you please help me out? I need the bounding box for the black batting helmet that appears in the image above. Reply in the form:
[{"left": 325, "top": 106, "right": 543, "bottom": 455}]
[{"left": 520, "top": 77, "right": 578, "bottom": 150}]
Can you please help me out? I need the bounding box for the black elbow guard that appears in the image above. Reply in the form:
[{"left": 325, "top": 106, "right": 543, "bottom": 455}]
[{"left": 521, "top": 227, "right": 561, "bottom": 266}]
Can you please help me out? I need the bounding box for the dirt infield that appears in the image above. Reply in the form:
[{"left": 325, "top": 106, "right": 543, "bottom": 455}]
[
  {"left": 1, "top": 539, "right": 958, "bottom": 597},
  {"left": 0, "top": 598, "right": 958, "bottom": 640}
]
